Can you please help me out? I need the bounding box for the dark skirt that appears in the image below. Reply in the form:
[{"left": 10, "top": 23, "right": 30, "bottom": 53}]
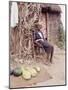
[{"left": 38, "top": 40, "right": 52, "bottom": 53}]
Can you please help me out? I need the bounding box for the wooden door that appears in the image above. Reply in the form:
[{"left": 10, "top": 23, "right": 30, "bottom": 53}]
[{"left": 39, "top": 13, "right": 47, "bottom": 39}]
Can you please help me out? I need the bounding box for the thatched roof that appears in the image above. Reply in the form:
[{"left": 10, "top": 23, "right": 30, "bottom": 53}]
[{"left": 41, "top": 4, "right": 61, "bottom": 13}]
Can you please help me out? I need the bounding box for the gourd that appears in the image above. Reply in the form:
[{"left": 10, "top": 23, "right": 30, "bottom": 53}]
[
  {"left": 10, "top": 67, "right": 14, "bottom": 75},
  {"left": 34, "top": 66, "right": 40, "bottom": 72},
  {"left": 13, "top": 67, "right": 22, "bottom": 76},
  {"left": 22, "top": 67, "right": 31, "bottom": 80},
  {"left": 26, "top": 67, "right": 37, "bottom": 77}
]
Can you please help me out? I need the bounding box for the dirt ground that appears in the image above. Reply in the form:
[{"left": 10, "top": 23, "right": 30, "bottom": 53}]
[
  {"left": 35, "top": 45, "right": 65, "bottom": 86},
  {"left": 10, "top": 45, "right": 65, "bottom": 88}
]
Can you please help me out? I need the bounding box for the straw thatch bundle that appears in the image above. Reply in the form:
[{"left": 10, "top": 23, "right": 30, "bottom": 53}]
[{"left": 41, "top": 4, "right": 61, "bottom": 13}]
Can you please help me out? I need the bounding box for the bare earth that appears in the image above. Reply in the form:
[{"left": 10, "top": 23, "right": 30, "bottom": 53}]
[
  {"left": 10, "top": 45, "right": 65, "bottom": 88},
  {"left": 35, "top": 45, "right": 65, "bottom": 86}
]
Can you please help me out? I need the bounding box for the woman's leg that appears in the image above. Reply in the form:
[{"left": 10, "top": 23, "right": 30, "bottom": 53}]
[
  {"left": 42, "top": 41, "right": 54, "bottom": 63},
  {"left": 50, "top": 46, "right": 54, "bottom": 63}
]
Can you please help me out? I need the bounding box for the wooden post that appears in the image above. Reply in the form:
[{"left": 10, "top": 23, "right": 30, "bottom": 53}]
[
  {"left": 31, "top": 31, "right": 36, "bottom": 59},
  {"left": 45, "top": 12, "right": 50, "bottom": 41},
  {"left": 18, "top": 3, "right": 22, "bottom": 59},
  {"left": 45, "top": 13, "right": 48, "bottom": 40}
]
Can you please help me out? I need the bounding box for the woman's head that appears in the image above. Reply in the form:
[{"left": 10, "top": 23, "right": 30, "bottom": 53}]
[{"left": 34, "top": 23, "right": 42, "bottom": 31}]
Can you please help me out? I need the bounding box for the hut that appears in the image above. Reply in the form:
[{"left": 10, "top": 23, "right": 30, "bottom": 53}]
[
  {"left": 40, "top": 4, "right": 61, "bottom": 43},
  {"left": 10, "top": 2, "right": 63, "bottom": 60}
]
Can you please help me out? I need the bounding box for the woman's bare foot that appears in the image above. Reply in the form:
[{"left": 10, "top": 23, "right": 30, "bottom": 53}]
[{"left": 44, "top": 60, "right": 51, "bottom": 66}]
